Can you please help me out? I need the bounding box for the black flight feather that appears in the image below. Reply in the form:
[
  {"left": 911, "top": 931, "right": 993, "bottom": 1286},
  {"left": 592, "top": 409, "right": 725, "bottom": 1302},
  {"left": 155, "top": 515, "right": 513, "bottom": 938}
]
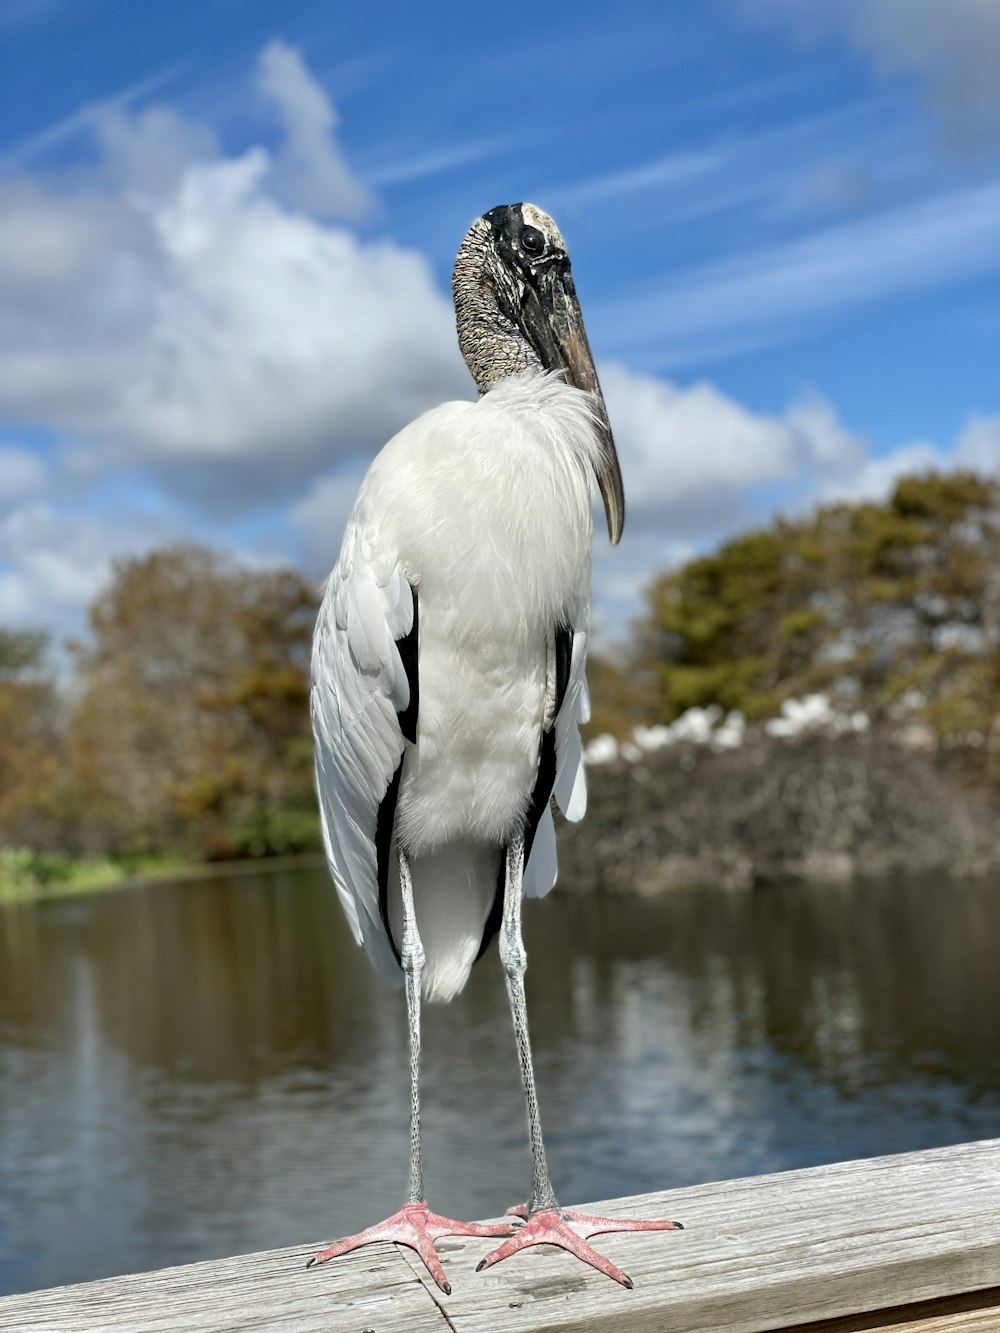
[
  {"left": 554, "top": 622, "right": 572, "bottom": 724},
  {"left": 476, "top": 620, "right": 572, "bottom": 962},
  {"left": 376, "top": 763, "right": 403, "bottom": 966},
  {"left": 396, "top": 589, "right": 419, "bottom": 744},
  {"left": 376, "top": 584, "right": 419, "bottom": 963}
]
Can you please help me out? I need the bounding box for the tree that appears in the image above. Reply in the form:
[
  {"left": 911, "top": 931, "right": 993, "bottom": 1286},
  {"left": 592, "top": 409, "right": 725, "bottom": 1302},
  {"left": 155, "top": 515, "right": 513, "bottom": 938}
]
[
  {"left": 71, "top": 545, "right": 321, "bottom": 857},
  {"left": 0, "top": 630, "right": 62, "bottom": 848},
  {"left": 624, "top": 471, "right": 999, "bottom": 784}
]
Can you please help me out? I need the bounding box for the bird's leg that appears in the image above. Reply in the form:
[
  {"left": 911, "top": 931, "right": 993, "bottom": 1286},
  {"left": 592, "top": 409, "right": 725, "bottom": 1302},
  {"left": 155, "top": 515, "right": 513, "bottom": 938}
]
[
  {"left": 308, "top": 847, "right": 512, "bottom": 1294},
  {"left": 476, "top": 828, "right": 683, "bottom": 1288},
  {"left": 400, "top": 844, "right": 426, "bottom": 1204},
  {"left": 499, "top": 830, "right": 557, "bottom": 1211}
]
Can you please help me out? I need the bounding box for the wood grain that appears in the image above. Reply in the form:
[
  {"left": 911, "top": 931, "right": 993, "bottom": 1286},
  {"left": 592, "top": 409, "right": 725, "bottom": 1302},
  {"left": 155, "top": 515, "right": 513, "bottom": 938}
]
[
  {"left": 2, "top": 1138, "right": 998, "bottom": 1333},
  {"left": 0, "top": 1241, "right": 450, "bottom": 1333},
  {"left": 787, "top": 1286, "right": 1000, "bottom": 1331}
]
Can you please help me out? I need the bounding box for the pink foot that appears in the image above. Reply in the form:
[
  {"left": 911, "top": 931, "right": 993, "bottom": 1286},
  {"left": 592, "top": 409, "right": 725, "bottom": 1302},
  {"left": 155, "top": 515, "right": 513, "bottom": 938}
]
[
  {"left": 307, "top": 1201, "right": 514, "bottom": 1295},
  {"left": 477, "top": 1204, "right": 684, "bottom": 1288}
]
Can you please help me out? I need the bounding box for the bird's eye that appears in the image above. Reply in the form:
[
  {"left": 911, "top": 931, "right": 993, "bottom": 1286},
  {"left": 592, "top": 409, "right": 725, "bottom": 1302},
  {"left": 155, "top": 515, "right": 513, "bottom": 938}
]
[{"left": 521, "top": 226, "right": 545, "bottom": 256}]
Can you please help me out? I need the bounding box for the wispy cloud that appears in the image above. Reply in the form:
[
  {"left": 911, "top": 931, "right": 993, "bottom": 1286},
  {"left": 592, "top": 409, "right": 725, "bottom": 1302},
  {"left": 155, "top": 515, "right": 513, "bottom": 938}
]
[
  {"left": 542, "top": 98, "right": 888, "bottom": 225},
  {"left": 604, "top": 180, "right": 1000, "bottom": 362},
  {"left": 547, "top": 150, "right": 722, "bottom": 211},
  {"left": 0, "top": 63, "right": 188, "bottom": 167},
  {"left": 685, "top": 69, "right": 808, "bottom": 116},
  {"left": 0, "top": 0, "right": 64, "bottom": 34},
  {"left": 365, "top": 138, "right": 509, "bottom": 188}
]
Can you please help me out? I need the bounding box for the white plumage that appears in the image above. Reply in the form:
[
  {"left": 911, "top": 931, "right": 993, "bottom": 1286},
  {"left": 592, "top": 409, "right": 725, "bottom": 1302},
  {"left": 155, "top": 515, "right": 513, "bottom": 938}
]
[{"left": 311, "top": 371, "right": 598, "bottom": 1000}]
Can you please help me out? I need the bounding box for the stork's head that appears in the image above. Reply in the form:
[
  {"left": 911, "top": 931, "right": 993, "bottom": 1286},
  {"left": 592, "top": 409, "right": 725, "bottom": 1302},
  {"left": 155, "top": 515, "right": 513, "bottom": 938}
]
[{"left": 452, "top": 202, "right": 625, "bottom": 545}]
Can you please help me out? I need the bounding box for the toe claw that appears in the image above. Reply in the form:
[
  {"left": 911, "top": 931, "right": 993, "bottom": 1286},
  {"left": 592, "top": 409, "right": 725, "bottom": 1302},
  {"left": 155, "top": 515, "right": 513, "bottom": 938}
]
[
  {"left": 477, "top": 1203, "right": 682, "bottom": 1287},
  {"left": 307, "top": 1202, "right": 494, "bottom": 1292}
]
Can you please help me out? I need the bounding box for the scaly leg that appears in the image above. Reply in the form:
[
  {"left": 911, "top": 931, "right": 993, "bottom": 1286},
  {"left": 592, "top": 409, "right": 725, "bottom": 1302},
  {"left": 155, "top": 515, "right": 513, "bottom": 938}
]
[
  {"left": 477, "top": 830, "right": 683, "bottom": 1289},
  {"left": 308, "top": 847, "right": 512, "bottom": 1294},
  {"left": 401, "top": 842, "right": 426, "bottom": 1206}
]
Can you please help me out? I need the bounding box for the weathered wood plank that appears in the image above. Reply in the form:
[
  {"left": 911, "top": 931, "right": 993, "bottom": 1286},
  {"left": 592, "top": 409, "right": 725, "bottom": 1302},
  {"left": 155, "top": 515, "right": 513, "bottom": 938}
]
[
  {"left": 406, "top": 1139, "right": 1000, "bottom": 1333},
  {"left": 788, "top": 1286, "right": 1000, "bottom": 1331},
  {"left": 0, "top": 1240, "right": 448, "bottom": 1332},
  {"left": 1, "top": 1139, "right": 998, "bottom": 1333}
]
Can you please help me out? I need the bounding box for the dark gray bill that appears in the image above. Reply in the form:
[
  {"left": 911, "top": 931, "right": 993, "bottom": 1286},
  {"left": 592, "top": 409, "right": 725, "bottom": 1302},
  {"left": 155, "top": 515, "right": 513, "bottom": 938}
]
[{"left": 519, "top": 265, "right": 625, "bottom": 545}]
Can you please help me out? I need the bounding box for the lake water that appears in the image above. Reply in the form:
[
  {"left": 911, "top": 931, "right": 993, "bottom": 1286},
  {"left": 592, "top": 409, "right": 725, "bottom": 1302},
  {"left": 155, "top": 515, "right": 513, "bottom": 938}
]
[{"left": 1, "top": 864, "right": 999, "bottom": 1296}]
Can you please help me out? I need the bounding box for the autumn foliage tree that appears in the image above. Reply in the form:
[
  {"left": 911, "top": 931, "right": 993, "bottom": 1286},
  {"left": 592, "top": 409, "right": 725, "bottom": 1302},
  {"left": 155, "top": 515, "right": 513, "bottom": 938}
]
[
  {"left": 0, "top": 629, "right": 62, "bottom": 848},
  {"left": 70, "top": 545, "right": 320, "bottom": 858}
]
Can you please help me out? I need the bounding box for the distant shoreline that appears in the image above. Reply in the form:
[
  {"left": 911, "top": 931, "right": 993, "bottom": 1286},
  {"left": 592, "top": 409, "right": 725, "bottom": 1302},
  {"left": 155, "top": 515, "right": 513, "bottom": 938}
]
[
  {"left": 0, "top": 851, "right": 326, "bottom": 906},
  {"left": 4, "top": 731, "right": 997, "bottom": 907}
]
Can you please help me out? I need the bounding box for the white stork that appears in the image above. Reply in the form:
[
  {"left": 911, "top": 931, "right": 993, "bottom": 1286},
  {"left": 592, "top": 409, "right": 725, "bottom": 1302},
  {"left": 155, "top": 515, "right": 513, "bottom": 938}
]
[{"left": 308, "top": 203, "right": 681, "bottom": 1292}]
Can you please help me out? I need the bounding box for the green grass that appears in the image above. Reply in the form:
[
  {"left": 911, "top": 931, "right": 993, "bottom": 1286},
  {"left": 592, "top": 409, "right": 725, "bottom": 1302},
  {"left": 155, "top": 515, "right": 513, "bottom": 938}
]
[{"left": 0, "top": 848, "right": 190, "bottom": 904}]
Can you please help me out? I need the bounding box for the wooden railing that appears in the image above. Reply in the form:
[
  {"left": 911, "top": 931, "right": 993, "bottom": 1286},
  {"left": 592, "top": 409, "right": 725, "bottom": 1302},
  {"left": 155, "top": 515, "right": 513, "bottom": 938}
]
[{"left": 3, "top": 1138, "right": 999, "bottom": 1331}]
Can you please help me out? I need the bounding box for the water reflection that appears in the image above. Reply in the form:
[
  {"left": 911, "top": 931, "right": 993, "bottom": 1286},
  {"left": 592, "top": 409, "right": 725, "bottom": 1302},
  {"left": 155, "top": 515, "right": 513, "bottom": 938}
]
[{"left": 1, "top": 868, "right": 998, "bottom": 1295}]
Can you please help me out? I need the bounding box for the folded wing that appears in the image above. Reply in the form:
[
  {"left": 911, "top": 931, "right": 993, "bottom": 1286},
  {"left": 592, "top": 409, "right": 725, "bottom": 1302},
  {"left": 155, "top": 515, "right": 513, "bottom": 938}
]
[
  {"left": 524, "top": 599, "right": 591, "bottom": 900},
  {"left": 310, "top": 518, "right": 416, "bottom": 984}
]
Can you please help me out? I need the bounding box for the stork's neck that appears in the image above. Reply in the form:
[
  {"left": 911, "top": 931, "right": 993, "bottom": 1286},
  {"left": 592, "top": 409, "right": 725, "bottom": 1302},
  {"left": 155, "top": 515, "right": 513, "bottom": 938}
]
[{"left": 452, "top": 223, "right": 541, "bottom": 395}]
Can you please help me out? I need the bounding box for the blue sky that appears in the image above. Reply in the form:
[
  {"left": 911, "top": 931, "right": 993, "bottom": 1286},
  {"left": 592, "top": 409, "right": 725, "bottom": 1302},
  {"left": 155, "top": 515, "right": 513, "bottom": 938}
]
[{"left": 0, "top": 0, "right": 998, "bottom": 642}]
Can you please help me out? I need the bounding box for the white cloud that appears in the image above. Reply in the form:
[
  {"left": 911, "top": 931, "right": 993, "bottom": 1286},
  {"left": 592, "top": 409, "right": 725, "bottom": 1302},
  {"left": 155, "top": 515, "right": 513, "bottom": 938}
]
[
  {"left": 853, "top": 0, "right": 1000, "bottom": 149},
  {"left": 256, "top": 39, "right": 374, "bottom": 219},
  {"left": 815, "top": 412, "right": 998, "bottom": 508},
  {"left": 748, "top": 0, "right": 1000, "bottom": 148},
  {"left": 290, "top": 458, "right": 372, "bottom": 570},
  {"left": 95, "top": 105, "right": 218, "bottom": 200},
  {"left": 954, "top": 414, "right": 1000, "bottom": 473},
  {"left": 0, "top": 69, "right": 468, "bottom": 508},
  {"left": 601, "top": 364, "right": 864, "bottom": 536},
  {"left": 822, "top": 441, "right": 948, "bottom": 506},
  {"left": 107, "top": 148, "right": 465, "bottom": 488},
  {"left": 0, "top": 502, "right": 162, "bottom": 627},
  {"left": 585, "top": 365, "right": 872, "bottom": 634},
  {"left": 0, "top": 445, "right": 49, "bottom": 500}
]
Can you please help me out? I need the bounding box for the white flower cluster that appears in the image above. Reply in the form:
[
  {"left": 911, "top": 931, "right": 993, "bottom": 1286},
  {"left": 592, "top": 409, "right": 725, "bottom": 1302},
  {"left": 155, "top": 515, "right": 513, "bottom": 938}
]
[
  {"left": 584, "top": 705, "right": 747, "bottom": 765},
  {"left": 764, "top": 693, "right": 870, "bottom": 739},
  {"left": 584, "top": 693, "right": 871, "bottom": 766}
]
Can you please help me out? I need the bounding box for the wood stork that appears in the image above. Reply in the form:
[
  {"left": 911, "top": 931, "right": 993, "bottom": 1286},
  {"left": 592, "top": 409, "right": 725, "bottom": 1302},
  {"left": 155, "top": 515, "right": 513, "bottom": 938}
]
[{"left": 308, "top": 202, "right": 681, "bottom": 1292}]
